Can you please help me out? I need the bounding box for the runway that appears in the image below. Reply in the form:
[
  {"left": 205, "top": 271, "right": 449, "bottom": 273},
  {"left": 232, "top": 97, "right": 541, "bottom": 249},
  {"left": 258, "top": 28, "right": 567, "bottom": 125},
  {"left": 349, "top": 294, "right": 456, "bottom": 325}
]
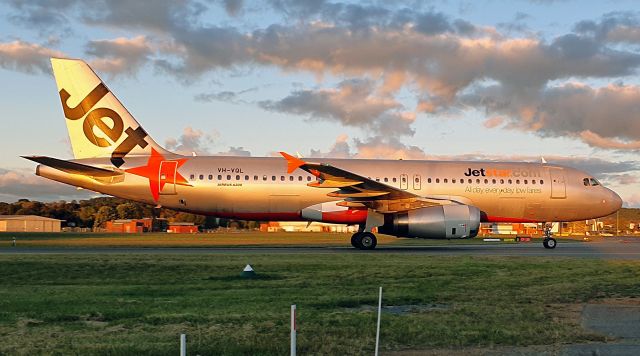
[{"left": 2, "top": 238, "right": 640, "bottom": 259}]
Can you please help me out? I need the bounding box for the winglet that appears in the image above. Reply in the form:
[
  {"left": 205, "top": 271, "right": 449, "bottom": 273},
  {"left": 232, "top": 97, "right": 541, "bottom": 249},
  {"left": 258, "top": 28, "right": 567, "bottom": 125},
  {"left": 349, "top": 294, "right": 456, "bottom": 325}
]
[{"left": 280, "top": 151, "right": 306, "bottom": 173}]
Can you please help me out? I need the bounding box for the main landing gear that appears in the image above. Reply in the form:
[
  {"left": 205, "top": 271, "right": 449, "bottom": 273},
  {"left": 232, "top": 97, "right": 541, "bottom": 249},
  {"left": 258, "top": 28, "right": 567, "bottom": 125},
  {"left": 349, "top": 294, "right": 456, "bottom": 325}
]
[
  {"left": 350, "top": 231, "right": 377, "bottom": 250},
  {"left": 542, "top": 223, "right": 557, "bottom": 249}
]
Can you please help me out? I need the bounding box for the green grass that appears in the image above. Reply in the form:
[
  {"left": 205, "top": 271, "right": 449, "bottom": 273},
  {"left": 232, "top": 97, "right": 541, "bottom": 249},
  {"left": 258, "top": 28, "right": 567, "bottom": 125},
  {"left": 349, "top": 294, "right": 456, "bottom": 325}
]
[{"left": 0, "top": 253, "right": 638, "bottom": 355}]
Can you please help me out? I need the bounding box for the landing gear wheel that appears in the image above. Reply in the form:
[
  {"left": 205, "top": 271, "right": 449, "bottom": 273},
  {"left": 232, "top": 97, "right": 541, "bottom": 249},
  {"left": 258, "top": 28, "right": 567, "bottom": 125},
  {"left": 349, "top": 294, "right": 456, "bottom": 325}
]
[
  {"left": 358, "top": 232, "right": 377, "bottom": 250},
  {"left": 543, "top": 238, "right": 557, "bottom": 249},
  {"left": 350, "top": 233, "right": 362, "bottom": 248}
]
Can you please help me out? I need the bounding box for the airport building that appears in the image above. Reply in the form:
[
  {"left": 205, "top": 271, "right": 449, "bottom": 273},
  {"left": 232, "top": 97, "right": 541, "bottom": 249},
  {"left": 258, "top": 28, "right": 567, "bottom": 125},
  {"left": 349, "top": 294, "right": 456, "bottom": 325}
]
[
  {"left": 167, "top": 222, "right": 199, "bottom": 233},
  {"left": 105, "top": 218, "right": 169, "bottom": 233},
  {"left": 0, "top": 215, "right": 63, "bottom": 232}
]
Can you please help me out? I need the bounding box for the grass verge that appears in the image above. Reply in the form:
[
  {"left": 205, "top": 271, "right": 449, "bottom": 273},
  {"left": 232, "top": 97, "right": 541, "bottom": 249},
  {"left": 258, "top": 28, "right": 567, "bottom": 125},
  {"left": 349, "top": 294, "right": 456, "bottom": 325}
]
[{"left": 0, "top": 253, "right": 637, "bottom": 355}]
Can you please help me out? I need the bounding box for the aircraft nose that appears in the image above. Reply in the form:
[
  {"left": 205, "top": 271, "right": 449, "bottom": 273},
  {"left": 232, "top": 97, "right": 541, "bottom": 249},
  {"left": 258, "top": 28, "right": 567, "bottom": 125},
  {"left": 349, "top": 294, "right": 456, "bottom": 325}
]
[{"left": 603, "top": 189, "right": 623, "bottom": 213}]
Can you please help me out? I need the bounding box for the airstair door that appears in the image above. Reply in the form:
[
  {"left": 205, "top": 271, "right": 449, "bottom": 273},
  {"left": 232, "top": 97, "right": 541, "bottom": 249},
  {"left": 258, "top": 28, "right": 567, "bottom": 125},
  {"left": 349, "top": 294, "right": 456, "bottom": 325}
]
[{"left": 549, "top": 168, "right": 566, "bottom": 199}]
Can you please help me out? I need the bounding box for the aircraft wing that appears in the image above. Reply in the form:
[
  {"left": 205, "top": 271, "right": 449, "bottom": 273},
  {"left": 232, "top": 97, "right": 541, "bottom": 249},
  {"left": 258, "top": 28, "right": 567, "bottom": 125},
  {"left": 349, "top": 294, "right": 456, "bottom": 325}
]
[
  {"left": 280, "top": 152, "right": 453, "bottom": 213},
  {"left": 22, "top": 156, "right": 123, "bottom": 178}
]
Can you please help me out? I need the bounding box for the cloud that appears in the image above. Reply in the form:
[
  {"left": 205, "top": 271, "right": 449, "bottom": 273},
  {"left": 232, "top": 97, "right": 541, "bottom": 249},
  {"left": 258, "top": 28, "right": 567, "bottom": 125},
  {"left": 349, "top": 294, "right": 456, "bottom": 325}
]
[
  {"left": 461, "top": 82, "right": 640, "bottom": 148},
  {"left": 222, "top": 0, "right": 243, "bottom": 17},
  {"left": 259, "top": 79, "right": 416, "bottom": 136},
  {"left": 85, "top": 36, "right": 154, "bottom": 76},
  {"left": 580, "top": 131, "right": 640, "bottom": 150},
  {"left": 4, "top": 1, "right": 640, "bottom": 151},
  {"left": 483, "top": 116, "right": 505, "bottom": 128},
  {"left": 574, "top": 11, "right": 640, "bottom": 44},
  {"left": 0, "top": 40, "right": 64, "bottom": 74},
  {"left": 309, "top": 134, "right": 426, "bottom": 160},
  {"left": 0, "top": 168, "right": 95, "bottom": 202},
  {"left": 309, "top": 134, "right": 352, "bottom": 158},
  {"left": 609, "top": 174, "right": 639, "bottom": 185},
  {"left": 217, "top": 146, "right": 251, "bottom": 156},
  {"left": 165, "top": 126, "right": 213, "bottom": 155},
  {"left": 624, "top": 193, "right": 640, "bottom": 207},
  {"left": 165, "top": 127, "right": 252, "bottom": 156},
  {"left": 194, "top": 87, "right": 258, "bottom": 104}
]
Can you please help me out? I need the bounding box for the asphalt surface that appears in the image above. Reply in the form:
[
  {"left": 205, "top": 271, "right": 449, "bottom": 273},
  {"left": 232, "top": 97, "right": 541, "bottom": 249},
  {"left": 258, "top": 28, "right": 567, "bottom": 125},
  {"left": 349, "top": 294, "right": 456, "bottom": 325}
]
[{"left": 2, "top": 237, "right": 640, "bottom": 259}]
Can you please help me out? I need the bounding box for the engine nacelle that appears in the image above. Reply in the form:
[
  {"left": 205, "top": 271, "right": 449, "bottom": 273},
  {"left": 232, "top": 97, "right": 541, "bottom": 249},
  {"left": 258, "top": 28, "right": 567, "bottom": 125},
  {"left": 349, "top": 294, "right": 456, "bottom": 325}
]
[{"left": 379, "top": 205, "right": 481, "bottom": 239}]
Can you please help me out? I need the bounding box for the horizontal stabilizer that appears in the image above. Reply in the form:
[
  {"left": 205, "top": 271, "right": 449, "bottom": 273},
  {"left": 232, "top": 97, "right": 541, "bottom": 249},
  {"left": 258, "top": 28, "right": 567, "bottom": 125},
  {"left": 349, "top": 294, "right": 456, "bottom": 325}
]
[{"left": 22, "top": 156, "right": 123, "bottom": 177}]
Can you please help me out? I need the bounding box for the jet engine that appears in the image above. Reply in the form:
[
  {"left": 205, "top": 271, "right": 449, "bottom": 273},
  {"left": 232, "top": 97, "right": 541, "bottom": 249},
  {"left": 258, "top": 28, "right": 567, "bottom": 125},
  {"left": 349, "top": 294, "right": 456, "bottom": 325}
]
[{"left": 379, "top": 205, "right": 481, "bottom": 239}]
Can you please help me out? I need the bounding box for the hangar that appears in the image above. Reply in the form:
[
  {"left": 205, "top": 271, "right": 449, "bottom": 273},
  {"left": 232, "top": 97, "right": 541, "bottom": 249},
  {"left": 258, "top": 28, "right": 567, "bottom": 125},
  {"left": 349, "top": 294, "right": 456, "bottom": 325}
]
[{"left": 0, "top": 215, "right": 63, "bottom": 232}]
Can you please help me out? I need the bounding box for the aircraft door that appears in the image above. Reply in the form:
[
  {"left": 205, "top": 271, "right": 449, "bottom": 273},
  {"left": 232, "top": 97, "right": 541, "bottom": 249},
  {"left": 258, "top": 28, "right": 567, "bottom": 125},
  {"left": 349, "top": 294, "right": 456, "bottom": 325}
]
[
  {"left": 549, "top": 168, "right": 566, "bottom": 199},
  {"left": 159, "top": 161, "right": 178, "bottom": 195},
  {"left": 413, "top": 174, "right": 421, "bottom": 190},
  {"left": 400, "top": 174, "right": 408, "bottom": 190}
]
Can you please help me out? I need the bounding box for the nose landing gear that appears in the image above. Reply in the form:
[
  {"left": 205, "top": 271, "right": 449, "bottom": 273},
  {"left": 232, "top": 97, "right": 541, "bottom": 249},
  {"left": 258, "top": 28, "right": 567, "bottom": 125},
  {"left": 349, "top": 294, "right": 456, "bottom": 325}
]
[{"left": 542, "top": 223, "right": 557, "bottom": 249}]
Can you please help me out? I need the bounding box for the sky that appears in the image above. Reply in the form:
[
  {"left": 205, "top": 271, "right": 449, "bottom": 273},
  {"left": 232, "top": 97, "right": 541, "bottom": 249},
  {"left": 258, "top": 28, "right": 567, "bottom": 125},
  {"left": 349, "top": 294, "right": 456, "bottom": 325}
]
[{"left": 0, "top": 0, "right": 639, "bottom": 206}]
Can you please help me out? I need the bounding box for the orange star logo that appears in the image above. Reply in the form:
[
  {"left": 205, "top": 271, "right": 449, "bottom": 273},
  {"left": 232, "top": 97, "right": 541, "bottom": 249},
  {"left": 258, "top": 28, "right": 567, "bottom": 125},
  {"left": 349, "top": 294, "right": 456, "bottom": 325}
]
[{"left": 125, "top": 148, "right": 191, "bottom": 201}]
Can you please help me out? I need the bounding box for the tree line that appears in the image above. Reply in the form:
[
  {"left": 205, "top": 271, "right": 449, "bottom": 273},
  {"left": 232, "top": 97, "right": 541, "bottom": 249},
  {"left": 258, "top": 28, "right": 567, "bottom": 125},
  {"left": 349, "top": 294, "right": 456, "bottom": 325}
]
[{"left": 0, "top": 198, "right": 260, "bottom": 230}]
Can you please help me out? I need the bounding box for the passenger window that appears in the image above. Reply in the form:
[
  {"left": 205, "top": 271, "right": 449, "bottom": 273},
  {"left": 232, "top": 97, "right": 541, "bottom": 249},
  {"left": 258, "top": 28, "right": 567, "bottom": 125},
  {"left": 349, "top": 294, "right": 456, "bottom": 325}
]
[
  {"left": 384, "top": 177, "right": 388, "bottom": 182},
  {"left": 532, "top": 179, "right": 536, "bottom": 184},
  {"left": 452, "top": 179, "right": 456, "bottom": 183},
  {"left": 476, "top": 179, "right": 480, "bottom": 184},
  {"left": 540, "top": 180, "right": 544, "bottom": 184},
  {"left": 307, "top": 176, "right": 312, "bottom": 181},
  {"left": 298, "top": 176, "right": 303, "bottom": 181},
  {"left": 272, "top": 176, "right": 276, "bottom": 181},
  {"left": 199, "top": 174, "right": 204, "bottom": 180},
  {"left": 436, "top": 178, "right": 440, "bottom": 183},
  {"left": 484, "top": 179, "right": 488, "bottom": 184},
  {"left": 289, "top": 176, "right": 294, "bottom": 181},
  {"left": 190, "top": 174, "right": 195, "bottom": 181},
  {"left": 375, "top": 177, "right": 380, "bottom": 182},
  {"left": 500, "top": 179, "right": 504, "bottom": 184},
  {"left": 208, "top": 174, "right": 213, "bottom": 180},
  {"left": 428, "top": 178, "right": 432, "bottom": 183},
  {"left": 393, "top": 177, "right": 397, "bottom": 183},
  {"left": 508, "top": 179, "right": 512, "bottom": 184},
  {"left": 402, "top": 177, "right": 407, "bottom": 183},
  {"left": 492, "top": 179, "right": 496, "bottom": 184},
  {"left": 444, "top": 179, "right": 448, "bottom": 183},
  {"left": 218, "top": 175, "right": 222, "bottom": 180},
  {"left": 516, "top": 179, "right": 520, "bottom": 184},
  {"left": 254, "top": 175, "right": 258, "bottom": 180},
  {"left": 468, "top": 179, "right": 472, "bottom": 184},
  {"left": 263, "top": 175, "right": 267, "bottom": 181},
  {"left": 583, "top": 178, "right": 590, "bottom": 186},
  {"left": 280, "top": 176, "right": 285, "bottom": 181},
  {"left": 227, "top": 175, "right": 231, "bottom": 180},
  {"left": 524, "top": 179, "right": 528, "bottom": 184},
  {"left": 415, "top": 177, "right": 420, "bottom": 183}
]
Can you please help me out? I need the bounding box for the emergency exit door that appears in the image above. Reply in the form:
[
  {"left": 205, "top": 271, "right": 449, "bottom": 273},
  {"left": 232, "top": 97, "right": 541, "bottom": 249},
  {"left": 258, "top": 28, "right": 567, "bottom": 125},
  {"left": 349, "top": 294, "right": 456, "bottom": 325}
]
[
  {"left": 159, "top": 161, "right": 178, "bottom": 195},
  {"left": 400, "top": 174, "right": 408, "bottom": 190}
]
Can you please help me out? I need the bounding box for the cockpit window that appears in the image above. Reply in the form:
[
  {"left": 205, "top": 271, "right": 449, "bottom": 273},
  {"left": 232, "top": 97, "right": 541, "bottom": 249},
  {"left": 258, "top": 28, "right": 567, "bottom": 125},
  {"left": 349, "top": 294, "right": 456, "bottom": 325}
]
[{"left": 583, "top": 177, "right": 601, "bottom": 186}]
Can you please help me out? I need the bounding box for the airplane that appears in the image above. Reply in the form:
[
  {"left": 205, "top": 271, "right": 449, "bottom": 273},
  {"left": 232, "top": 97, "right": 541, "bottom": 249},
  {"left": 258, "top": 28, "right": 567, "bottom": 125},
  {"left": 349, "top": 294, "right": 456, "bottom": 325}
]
[{"left": 23, "top": 58, "right": 623, "bottom": 250}]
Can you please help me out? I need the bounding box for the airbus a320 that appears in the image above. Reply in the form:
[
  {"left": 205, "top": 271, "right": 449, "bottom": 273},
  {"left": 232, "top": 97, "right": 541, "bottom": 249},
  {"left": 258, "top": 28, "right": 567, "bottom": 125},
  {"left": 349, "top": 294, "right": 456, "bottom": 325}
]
[{"left": 24, "top": 58, "right": 623, "bottom": 249}]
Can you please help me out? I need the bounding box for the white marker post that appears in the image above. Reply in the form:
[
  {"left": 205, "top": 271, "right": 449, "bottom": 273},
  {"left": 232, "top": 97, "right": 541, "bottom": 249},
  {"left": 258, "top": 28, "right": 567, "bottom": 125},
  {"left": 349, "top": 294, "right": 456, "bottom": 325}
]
[
  {"left": 375, "top": 286, "right": 382, "bottom": 356},
  {"left": 291, "top": 304, "right": 297, "bottom": 356},
  {"left": 180, "top": 334, "right": 186, "bottom": 356}
]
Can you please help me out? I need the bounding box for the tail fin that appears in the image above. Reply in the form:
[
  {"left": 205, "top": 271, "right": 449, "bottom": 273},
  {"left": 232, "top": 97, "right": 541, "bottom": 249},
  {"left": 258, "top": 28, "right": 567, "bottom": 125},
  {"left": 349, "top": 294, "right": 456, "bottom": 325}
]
[{"left": 50, "top": 58, "right": 169, "bottom": 167}]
